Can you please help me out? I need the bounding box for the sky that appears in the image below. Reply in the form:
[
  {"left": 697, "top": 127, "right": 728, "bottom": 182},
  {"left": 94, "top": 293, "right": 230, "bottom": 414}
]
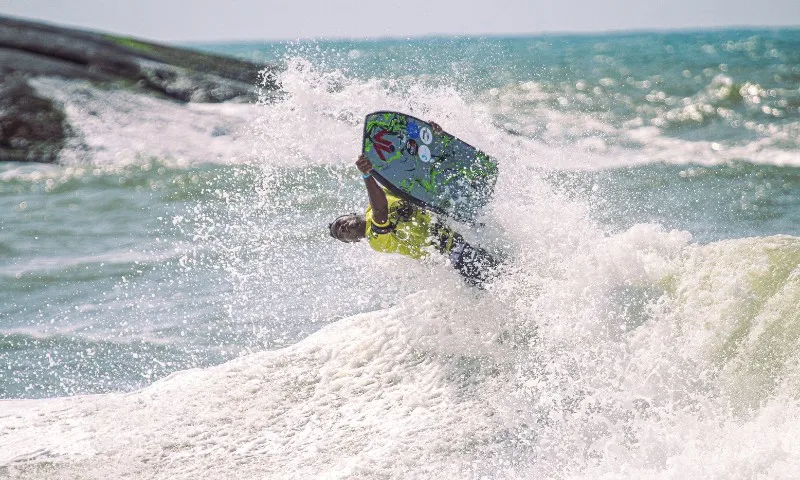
[{"left": 3, "top": 0, "right": 799, "bottom": 43}]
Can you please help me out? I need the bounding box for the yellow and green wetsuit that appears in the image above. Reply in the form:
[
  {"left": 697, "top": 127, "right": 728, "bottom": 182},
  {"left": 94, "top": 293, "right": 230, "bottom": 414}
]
[
  {"left": 365, "top": 192, "right": 456, "bottom": 258},
  {"left": 365, "top": 191, "right": 498, "bottom": 285}
]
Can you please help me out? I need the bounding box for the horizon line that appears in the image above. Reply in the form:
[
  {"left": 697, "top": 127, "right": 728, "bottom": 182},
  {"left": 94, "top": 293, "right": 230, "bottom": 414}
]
[
  {"left": 182, "top": 24, "right": 800, "bottom": 46},
  {"left": 4, "top": 14, "right": 799, "bottom": 47}
]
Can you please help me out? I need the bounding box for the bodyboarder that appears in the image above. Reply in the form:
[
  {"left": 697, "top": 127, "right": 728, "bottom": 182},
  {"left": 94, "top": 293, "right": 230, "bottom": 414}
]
[{"left": 329, "top": 122, "right": 499, "bottom": 286}]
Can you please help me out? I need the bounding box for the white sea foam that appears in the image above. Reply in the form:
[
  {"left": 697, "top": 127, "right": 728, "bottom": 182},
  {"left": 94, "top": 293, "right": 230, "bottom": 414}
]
[
  {"left": 2, "top": 227, "right": 798, "bottom": 478},
  {"left": 29, "top": 78, "right": 262, "bottom": 167},
  {"left": 482, "top": 81, "right": 800, "bottom": 170}
]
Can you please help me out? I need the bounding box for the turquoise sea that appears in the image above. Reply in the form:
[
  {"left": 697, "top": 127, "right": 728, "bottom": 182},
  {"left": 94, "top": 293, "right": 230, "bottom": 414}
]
[{"left": 1, "top": 29, "right": 799, "bottom": 478}]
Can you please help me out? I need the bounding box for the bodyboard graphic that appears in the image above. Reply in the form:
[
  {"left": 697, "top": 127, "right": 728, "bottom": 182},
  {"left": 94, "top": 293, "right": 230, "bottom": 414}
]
[{"left": 362, "top": 111, "right": 498, "bottom": 222}]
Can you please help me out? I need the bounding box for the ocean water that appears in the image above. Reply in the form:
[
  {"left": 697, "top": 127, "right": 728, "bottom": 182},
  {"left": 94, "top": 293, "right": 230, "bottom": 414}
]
[{"left": 1, "top": 29, "right": 799, "bottom": 478}]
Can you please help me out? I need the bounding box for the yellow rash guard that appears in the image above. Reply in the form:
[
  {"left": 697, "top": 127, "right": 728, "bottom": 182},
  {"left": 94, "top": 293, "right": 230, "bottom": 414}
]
[{"left": 365, "top": 192, "right": 455, "bottom": 259}]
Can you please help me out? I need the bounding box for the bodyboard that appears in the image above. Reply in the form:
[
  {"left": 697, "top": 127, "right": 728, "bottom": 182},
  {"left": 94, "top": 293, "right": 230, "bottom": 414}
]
[{"left": 362, "top": 111, "right": 498, "bottom": 223}]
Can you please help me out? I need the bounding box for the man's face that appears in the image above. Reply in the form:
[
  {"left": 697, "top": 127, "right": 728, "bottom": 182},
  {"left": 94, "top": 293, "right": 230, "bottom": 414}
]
[{"left": 331, "top": 215, "right": 363, "bottom": 243}]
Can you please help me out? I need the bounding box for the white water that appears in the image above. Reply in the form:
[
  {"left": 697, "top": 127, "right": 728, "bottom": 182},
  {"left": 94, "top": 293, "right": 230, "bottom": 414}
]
[
  {"left": 3, "top": 228, "right": 798, "bottom": 478},
  {"left": 2, "top": 61, "right": 800, "bottom": 479},
  {"left": 29, "top": 77, "right": 262, "bottom": 167}
]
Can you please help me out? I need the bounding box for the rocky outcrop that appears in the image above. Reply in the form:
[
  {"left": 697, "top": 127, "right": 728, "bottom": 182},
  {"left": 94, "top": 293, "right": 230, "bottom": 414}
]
[
  {"left": 0, "top": 74, "right": 68, "bottom": 162},
  {"left": 0, "top": 15, "right": 278, "bottom": 163}
]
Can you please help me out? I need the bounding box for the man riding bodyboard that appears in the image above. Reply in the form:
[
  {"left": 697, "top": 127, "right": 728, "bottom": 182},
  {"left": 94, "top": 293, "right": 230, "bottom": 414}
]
[{"left": 329, "top": 122, "right": 499, "bottom": 287}]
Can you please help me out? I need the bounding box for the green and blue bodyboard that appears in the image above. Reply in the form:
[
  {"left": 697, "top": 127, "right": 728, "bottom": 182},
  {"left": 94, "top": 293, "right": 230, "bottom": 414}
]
[{"left": 362, "top": 111, "right": 498, "bottom": 222}]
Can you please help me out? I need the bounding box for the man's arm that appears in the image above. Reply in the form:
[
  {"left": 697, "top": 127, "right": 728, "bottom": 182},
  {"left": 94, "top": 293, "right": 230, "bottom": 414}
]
[{"left": 355, "top": 154, "right": 389, "bottom": 225}]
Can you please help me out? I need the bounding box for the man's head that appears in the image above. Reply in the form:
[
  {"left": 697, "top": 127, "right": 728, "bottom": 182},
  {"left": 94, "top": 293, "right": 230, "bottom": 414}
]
[{"left": 329, "top": 213, "right": 367, "bottom": 243}]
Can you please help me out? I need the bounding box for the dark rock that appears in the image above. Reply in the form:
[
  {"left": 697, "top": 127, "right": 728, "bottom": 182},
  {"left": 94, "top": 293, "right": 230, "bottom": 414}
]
[
  {"left": 0, "top": 75, "right": 67, "bottom": 162},
  {"left": 0, "top": 15, "right": 279, "bottom": 163},
  {"left": 0, "top": 47, "right": 112, "bottom": 81}
]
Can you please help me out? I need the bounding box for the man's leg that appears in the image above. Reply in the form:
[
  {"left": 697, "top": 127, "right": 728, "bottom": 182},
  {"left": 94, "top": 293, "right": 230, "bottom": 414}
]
[{"left": 449, "top": 237, "right": 499, "bottom": 286}]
